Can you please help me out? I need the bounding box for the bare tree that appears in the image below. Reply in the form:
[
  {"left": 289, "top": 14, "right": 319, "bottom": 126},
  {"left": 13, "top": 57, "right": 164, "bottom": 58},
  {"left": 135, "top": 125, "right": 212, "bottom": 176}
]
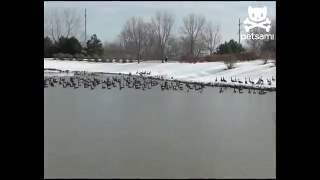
[
  {"left": 120, "top": 17, "right": 145, "bottom": 62},
  {"left": 194, "top": 34, "right": 206, "bottom": 57},
  {"left": 180, "top": 14, "right": 206, "bottom": 56},
  {"left": 63, "top": 9, "right": 81, "bottom": 39},
  {"left": 44, "top": 9, "right": 81, "bottom": 44},
  {"left": 141, "top": 22, "right": 157, "bottom": 59},
  {"left": 152, "top": 11, "right": 175, "bottom": 60},
  {"left": 246, "top": 28, "right": 264, "bottom": 55},
  {"left": 203, "top": 21, "right": 221, "bottom": 55}
]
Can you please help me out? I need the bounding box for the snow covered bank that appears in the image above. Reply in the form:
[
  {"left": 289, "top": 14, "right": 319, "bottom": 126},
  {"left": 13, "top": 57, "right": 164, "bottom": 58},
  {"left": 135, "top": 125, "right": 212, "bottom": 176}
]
[{"left": 44, "top": 59, "right": 276, "bottom": 89}]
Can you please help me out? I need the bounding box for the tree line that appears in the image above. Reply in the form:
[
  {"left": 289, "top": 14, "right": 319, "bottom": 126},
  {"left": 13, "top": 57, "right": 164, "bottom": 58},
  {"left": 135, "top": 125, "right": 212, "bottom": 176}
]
[{"left": 44, "top": 9, "right": 275, "bottom": 61}]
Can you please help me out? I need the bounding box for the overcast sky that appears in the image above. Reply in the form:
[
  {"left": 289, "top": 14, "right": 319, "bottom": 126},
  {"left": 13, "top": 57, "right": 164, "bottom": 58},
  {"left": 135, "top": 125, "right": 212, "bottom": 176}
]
[{"left": 44, "top": 1, "right": 276, "bottom": 44}]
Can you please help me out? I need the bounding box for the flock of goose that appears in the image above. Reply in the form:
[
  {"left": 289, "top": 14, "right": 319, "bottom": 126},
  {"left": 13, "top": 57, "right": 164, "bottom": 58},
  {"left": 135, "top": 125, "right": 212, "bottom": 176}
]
[
  {"left": 215, "top": 76, "right": 275, "bottom": 86},
  {"left": 44, "top": 71, "right": 205, "bottom": 93},
  {"left": 44, "top": 70, "right": 275, "bottom": 95}
]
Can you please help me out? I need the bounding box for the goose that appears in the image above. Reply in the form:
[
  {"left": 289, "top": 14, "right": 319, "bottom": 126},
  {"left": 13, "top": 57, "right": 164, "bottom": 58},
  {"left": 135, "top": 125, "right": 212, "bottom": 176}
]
[
  {"left": 219, "top": 87, "right": 223, "bottom": 93},
  {"left": 161, "top": 85, "right": 165, "bottom": 91},
  {"left": 259, "top": 90, "right": 267, "bottom": 95},
  {"left": 234, "top": 88, "right": 237, "bottom": 93},
  {"left": 223, "top": 77, "right": 227, "bottom": 83}
]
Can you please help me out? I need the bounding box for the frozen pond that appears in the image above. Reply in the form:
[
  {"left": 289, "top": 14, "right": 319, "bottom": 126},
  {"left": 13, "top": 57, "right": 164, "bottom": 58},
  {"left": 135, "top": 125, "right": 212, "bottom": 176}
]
[{"left": 44, "top": 74, "right": 276, "bottom": 178}]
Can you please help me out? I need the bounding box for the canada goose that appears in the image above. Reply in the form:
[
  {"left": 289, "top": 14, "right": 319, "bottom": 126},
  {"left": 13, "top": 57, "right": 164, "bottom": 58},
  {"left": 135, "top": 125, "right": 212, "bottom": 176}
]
[{"left": 259, "top": 90, "right": 267, "bottom": 94}]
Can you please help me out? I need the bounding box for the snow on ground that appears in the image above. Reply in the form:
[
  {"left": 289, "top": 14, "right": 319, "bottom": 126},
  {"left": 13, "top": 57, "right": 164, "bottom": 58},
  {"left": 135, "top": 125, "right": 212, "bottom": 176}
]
[{"left": 44, "top": 59, "right": 276, "bottom": 88}]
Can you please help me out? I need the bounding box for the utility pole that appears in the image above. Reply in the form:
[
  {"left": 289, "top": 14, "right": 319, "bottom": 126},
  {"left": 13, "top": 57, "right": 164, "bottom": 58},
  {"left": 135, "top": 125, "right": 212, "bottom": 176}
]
[
  {"left": 238, "top": 18, "right": 242, "bottom": 45},
  {"left": 85, "top": 8, "right": 87, "bottom": 44}
]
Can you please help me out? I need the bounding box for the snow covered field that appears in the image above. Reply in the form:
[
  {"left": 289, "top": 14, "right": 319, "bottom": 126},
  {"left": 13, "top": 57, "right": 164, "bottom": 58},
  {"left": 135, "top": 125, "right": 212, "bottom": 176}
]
[{"left": 44, "top": 59, "right": 276, "bottom": 89}]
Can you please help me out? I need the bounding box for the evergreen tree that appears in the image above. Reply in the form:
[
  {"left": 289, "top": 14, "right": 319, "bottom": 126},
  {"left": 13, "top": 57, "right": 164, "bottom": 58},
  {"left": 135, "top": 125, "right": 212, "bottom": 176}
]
[
  {"left": 216, "top": 39, "right": 245, "bottom": 54},
  {"left": 86, "top": 34, "right": 104, "bottom": 56}
]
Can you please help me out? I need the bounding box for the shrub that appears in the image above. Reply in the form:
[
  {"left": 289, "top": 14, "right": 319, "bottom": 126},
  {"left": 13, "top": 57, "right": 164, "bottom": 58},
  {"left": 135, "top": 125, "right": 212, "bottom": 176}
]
[
  {"left": 205, "top": 52, "right": 258, "bottom": 62},
  {"left": 65, "top": 54, "right": 73, "bottom": 60},
  {"left": 224, "top": 55, "right": 237, "bottom": 69},
  {"left": 204, "top": 54, "right": 234, "bottom": 62},
  {"left": 52, "top": 54, "right": 58, "bottom": 60},
  {"left": 122, "top": 59, "right": 127, "bottom": 63},
  {"left": 93, "top": 54, "right": 100, "bottom": 62},
  {"left": 75, "top": 54, "right": 85, "bottom": 61},
  {"left": 236, "top": 52, "right": 258, "bottom": 61},
  {"left": 87, "top": 55, "right": 92, "bottom": 62},
  {"left": 57, "top": 53, "right": 65, "bottom": 60},
  {"left": 179, "top": 56, "right": 205, "bottom": 63}
]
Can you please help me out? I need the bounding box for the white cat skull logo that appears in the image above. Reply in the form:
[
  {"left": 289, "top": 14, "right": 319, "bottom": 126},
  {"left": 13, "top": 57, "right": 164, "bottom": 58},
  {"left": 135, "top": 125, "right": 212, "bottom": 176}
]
[{"left": 243, "top": 6, "right": 271, "bottom": 32}]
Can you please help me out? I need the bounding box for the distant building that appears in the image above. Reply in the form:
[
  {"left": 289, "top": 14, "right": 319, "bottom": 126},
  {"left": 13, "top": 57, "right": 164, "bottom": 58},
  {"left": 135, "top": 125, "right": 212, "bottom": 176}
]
[{"left": 199, "top": 49, "right": 211, "bottom": 57}]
